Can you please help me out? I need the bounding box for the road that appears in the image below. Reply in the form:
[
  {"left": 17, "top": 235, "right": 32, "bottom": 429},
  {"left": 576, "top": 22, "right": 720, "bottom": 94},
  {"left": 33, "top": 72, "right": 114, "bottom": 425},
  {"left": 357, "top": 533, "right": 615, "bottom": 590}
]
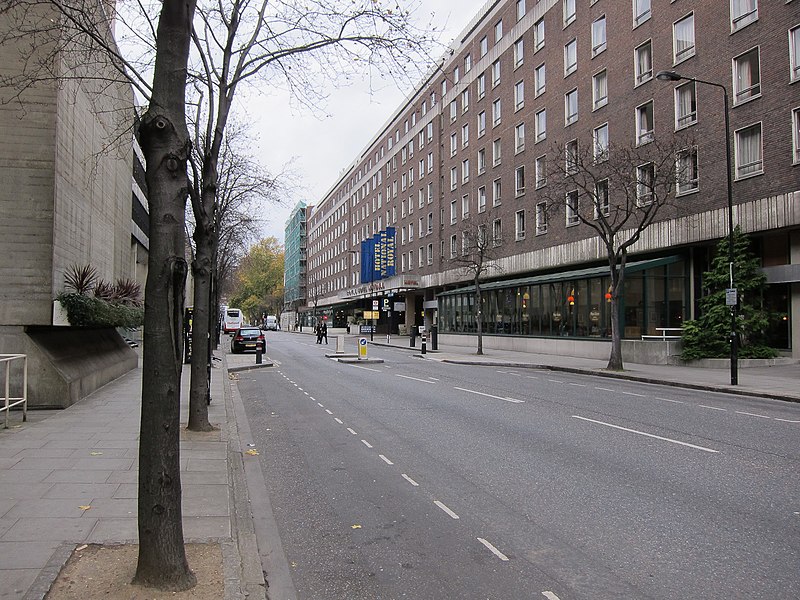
[{"left": 235, "top": 331, "right": 800, "bottom": 600}]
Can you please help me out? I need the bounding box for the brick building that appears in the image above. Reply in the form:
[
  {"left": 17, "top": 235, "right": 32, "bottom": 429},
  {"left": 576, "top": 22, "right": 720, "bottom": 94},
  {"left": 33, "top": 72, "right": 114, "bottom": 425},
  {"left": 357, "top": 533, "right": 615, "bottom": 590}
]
[{"left": 306, "top": 0, "right": 800, "bottom": 360}]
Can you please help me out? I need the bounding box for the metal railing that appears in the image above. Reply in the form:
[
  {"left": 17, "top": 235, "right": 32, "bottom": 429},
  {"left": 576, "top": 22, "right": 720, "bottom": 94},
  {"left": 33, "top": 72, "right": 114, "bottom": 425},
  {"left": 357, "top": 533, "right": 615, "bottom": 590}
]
[{"left": 1, "top": 354, "right": 27, "bottom": 429}]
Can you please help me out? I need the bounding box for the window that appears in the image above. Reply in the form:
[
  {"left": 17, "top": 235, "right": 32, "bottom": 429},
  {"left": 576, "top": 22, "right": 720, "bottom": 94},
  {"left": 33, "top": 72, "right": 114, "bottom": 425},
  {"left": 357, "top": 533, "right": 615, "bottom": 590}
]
[
  {"left": 792, "top": 27, "right": 800, "bottom": 82},
  {"left": 535, "top": 63, "right": 546, "bottom": 97},
  {"left": 565, "top": 139, "right": 578, "bottom": 174},
  {"left": 454, "top": 65, "right": 460, "bottom": 84},
  {"left": 514, "top": 81, "right": 525, "bottom": 110},
  {"left": 495, "top": 19, "right": 503, "bottom": 43},
  {"left": 515, "top": 165, "right": 526, "bottom": 195},
  {"left": 427, "top": 152, "right": 433, "bottom": 173},
  {"left": 480, "top": 36, "right": 488, "bottom": 57},
  {"left": 535, "top": 109, "right": 547, "bottom": 142},
  {"left": 477, "top": 73, "right": 486, "bottom": 99},
  {"left": 515, "top": 210, "right": 526, "bottom": 240},
  {"left": 493, "top": 138, "right": 502, "bottom": 166},
  {"left": 534, "top": 18, "right": 545, "bottom": 52},
  {"left": 478, "top": 111, "right": 486, "bottom": 137},
  {"left": 409, "top": 222, "right": 415, "bottom": 241},
  {"left": 419, "top": 247, "right": 424, "bottom": 267},
  {"left": 514, "top": 38, "right": 524, "bottom": 68},
  {"left": 462, "top": 194, "right": 470, "bottom": 218},
  {"left": 733, "top": 47, "right": 761, "bottom": 104},
  {"left": 492, "top": 98, "right": 502, "bottom": 126},
  {"left": 565, "top": 39, "right": 577, "bottom": 76},
  {"left": 450, "top": 199, "right": 457, "bottom": 224},
  {"left": 421, "top": 100, "right": 427, "bottom": 116},
  {"left": 450, "top": 132, "right": 458, "bottom": 157},
  {"left": 492, "top": 60, "right": 501, "bottom": 87},
  {"left": 676, "top": 147, "right": 699, "bottom": 193},
  {"left": 426, "top": 122, "right": 433, "bottom": 142},
  {"left": 535, "top": 155, "right": 547, "bottom": 188},
  {"left": 428, "top": 243, "right": 434, "bottom": 265},
  {"left": 675, "top": 81, "right": 697, "bottom": 129},
  {"left": 566, "top": 190, "right": 579, "bottom": 226},
  {"left": 515, "top": 123, "right": 525, "bottom": 153},
  {"left": 462, "top": 89, "right": 470, "bottom": 113},
  {"left": 478, "top": 148, "right": 486, "bottom": 174},
  {"left": 673, "top": 14, "right": 695, "bottom": 64},
  {"left": 450, "top": 100, "right": 458, "bottom": 123},
  {"left": 735, "top": 123, "right": 763, "bottom": 178},
  {"left": 635, "top": 40, "right": 653, "bottom": 86},
  {"left": 593, "top": 70, "right": 608, "bottom": 109},
  {"left": 565, "top": 89, "right": 578, "bottom": 125},
  {"left": 462, "top": 123, "right": 470, "bottom": 148},
  {"left": 427, "top": 212, "right": 433, "bottom": 234},
  {"left": 493, "top": 178, "right": 502, "bottom": 205},
  {"left": 636, "top": 162, "right": 655, "bottom": 206},
  {"left": 592, "top": 16, "right": 607, "bottom": 56},
  {"left": 564, "top": 0, "right": 576, "bottom": 26},
  {"left": 409, "top": 250, "right": 414, "bottom": 270},
  {"left": 730, "top": 0, "right": 757, "bottom": 31},
  {"left": 450, "top": 234, "right": 458, "bottom": 258},
  {"left": 793, "top": 108, "right": 800, "bottom": 164},
  {"left": 536, "top": 202, "right": 548, "bottom": 234},
  {"left": 492, "top": 219, "right": 502, "bottom": 246},
  {"left": 462, "top": 159, "right": 470, "bottom": 183},
  {"left": 636, "top": 101, "right": 654, "bottom": 145},
  {"left": 633, "top": 0, "right": 651, "bottom": 27},
  {"left": 450, "top": 167, "right": 458, "bottom": 190},
  {"left": 442, "top": 79, "right": 448, "bottom": 96},
  {"left": 465, "top": 53, "right": 472, "bottom": 73},
  {"left": 593, "top": 123, "right": 608, "bottom": 161},
  {"left": 594, "top": 179, "right": 610, "bottom": 218},
  {"left": 516, "top": 0, "right": 526, "bottom": 21},
  {"left": 478, "top": 186, "right": 487, "bottom": 212}
]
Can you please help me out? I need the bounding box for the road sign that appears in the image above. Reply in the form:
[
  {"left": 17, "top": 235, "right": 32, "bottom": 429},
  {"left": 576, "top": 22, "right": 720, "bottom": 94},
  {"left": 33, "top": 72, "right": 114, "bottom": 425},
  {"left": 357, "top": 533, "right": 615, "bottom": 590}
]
[
  {"left": 358, "top": 337, "right": 368, "bottom": 360},
  {"left": 725, "top": 288, "right": 738, "bottom": 306},
  {"left": 372, "top": 300, "right": 379, "bottom": 309}
]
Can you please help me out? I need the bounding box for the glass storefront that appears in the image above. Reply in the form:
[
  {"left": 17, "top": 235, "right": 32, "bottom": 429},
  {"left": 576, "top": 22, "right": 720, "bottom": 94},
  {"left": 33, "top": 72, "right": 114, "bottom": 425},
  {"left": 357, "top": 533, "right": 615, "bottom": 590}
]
[{"left": 438, "top": 257, "right": 687, "bottom": 339}]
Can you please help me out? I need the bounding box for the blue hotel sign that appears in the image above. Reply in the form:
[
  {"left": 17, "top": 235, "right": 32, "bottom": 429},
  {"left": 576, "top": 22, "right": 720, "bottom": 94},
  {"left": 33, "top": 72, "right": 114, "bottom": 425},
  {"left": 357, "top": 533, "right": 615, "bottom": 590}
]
[{"left": 360, "top": 227, "right": 396, "bottom": 283}]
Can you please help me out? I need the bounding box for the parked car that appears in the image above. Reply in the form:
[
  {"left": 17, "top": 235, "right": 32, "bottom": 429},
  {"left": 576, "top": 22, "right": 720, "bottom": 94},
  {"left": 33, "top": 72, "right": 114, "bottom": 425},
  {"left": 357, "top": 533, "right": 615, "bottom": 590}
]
[{"left": 230, "top": 327, "right": 266, "bottom": 354}]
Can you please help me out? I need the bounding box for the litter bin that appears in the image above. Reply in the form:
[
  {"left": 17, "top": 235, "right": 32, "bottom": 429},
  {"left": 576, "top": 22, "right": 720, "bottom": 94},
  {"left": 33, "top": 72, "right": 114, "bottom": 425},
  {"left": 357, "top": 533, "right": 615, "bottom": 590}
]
[{"left": 430, "top": 325, "right": 438, "bottom": 351}]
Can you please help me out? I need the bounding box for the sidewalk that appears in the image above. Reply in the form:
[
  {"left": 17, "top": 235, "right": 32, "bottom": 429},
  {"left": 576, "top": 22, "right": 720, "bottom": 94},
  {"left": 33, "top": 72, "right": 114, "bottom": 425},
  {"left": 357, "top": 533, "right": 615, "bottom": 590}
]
[
  {"left": 306, "top": 328, "right": 800, "bottom": 403},
  {"left": 0, "top": 352, "right": 268, "bottom": 600}
]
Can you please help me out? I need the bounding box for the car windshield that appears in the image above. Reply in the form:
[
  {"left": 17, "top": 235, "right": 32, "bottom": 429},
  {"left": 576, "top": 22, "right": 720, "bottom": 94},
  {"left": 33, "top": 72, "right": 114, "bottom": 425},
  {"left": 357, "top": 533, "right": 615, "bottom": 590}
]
[{"left": 239, "top": 328, "right": 260, "bottom": 335}]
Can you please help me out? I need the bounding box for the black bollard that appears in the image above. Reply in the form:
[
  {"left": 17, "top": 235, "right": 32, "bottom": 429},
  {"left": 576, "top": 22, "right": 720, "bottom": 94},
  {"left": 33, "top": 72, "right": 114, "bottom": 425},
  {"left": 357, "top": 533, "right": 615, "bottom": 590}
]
[
  {"left": 421, "top": 334, "right": 427, "bottom": 355},
  {"left": 255, "top": 347, "right": 262, "bottom": 364}
]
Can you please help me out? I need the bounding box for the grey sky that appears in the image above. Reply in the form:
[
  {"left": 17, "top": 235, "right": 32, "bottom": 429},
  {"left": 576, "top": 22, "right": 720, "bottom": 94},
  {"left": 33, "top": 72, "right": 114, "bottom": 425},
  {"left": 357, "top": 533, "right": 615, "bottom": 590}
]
[{"left": 249, "top": 0, "right": 489, "bottom": 243}]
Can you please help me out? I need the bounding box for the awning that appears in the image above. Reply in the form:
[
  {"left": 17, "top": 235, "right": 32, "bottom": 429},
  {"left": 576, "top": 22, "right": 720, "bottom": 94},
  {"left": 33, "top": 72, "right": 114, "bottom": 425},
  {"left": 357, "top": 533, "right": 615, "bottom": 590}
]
[{"left": 436, "top": 255, "right": 683, "bottom": 297}]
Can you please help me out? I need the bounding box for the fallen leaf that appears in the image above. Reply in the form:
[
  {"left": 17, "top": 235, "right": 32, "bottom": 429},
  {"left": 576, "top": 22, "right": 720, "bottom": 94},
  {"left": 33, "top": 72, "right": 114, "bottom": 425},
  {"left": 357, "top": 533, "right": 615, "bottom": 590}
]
[
  {"left": 245, "top": 449, "right": 259, "bottom": 456},
  {"left": 90, "top": 451, "right": 103, "bottom": 456},
  {"left": 79, "top": 505, "right": 91, "bottom": 511},
  {"left": 76, "top": 544, "right": 88, "bottom": 551},
  {"left": 351, "top": 524, "right": 362, "bottom": 529}
]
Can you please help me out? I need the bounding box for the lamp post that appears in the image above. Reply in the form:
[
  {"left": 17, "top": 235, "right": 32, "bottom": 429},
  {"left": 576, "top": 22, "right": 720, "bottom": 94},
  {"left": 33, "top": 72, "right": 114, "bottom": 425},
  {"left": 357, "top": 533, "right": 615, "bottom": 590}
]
[{"left": 656, "top": 70, "right": 738, "bottom": 385}]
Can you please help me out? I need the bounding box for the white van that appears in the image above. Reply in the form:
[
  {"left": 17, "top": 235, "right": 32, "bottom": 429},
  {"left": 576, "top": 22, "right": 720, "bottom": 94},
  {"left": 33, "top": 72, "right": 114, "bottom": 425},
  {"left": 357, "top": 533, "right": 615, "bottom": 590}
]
[
  {"left": 265, "top": 315, "right": 278, "bottom": 331},
  {"left": 223, "top": 308, "right": 244, "bottom": 334}
]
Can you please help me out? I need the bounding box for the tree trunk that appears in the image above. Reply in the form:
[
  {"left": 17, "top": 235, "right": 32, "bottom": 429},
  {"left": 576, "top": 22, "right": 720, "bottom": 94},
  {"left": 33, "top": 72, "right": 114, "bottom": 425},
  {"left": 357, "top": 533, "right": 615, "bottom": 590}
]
[
  {"left": 607, "top": 270, "right": 625, "bottom": 372},
  {"left": 134, "top": 0, "right": 197, "bottom": 591},
  {"left": 475, "top": 281, "right": 483, "bottom": 355}
]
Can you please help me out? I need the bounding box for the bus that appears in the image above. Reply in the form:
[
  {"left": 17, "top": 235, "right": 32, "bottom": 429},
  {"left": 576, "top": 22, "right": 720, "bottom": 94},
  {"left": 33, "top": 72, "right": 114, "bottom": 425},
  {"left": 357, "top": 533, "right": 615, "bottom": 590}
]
[{"left": 223, "top": 308, "right": 244, "bottom": 334}]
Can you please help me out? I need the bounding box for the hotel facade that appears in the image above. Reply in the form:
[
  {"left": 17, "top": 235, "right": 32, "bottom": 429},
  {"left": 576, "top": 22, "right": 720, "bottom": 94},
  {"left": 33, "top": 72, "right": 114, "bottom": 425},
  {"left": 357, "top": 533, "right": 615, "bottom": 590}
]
[{"left": 302, "top": 0, "right": 800, "bottom": 360}]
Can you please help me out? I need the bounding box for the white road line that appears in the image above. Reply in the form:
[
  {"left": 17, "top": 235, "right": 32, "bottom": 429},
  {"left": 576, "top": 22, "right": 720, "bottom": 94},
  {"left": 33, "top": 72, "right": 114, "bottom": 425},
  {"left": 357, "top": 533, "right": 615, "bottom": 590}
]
[
  {"left": 379, "top": 454, "right": 394, "bottom": 465},
  {"left": 621, "top": 391, "right": 646, "bottom": 397},
  {"left": 595, "top": 387, "right": 615, "bottom": 392},
  {"left": 775, "top": 418, "right": 800, "bottom": 423},
  {"left": 317, "top": 403, "right": 324, "bottom": 408},
  {"left": 656, "top": 397, "right": 685, "bottom": 404},
  {"left": 303, "top": 391, "right": 309, "bottom": 396},
  {"left": 526, "top": 375, "right": 539, "bottom": 379},
  {"left": 325, "top": 409, "right": 333, "bottom": 415},
  {"left": 736, "top": 411, "right": 771, "bottom": 419},
  {"left": 396, "top": 374, "right": 436, "bottom": 384},
  {"left": 477, "top": 538, "right": 509, "bottom": 561},
  {"left": 542, "top": 592, "right": 562, "bottom": 600},
  {"left": 297, "top": 387, "right": 304, "bottom": 392},
  {"left": 428, "top": 377, "right": 439, "bottom": 381},
  {"left": 569, "top": 383, "right": 587, "bottom": 387},
  {"left": 401, "top": 474, "right": 419, "bottom": 486},
  {"left": 289, "top": 381, "right": 295, "bottom": 384},
  {"left": 547, "top": 379, "right": 563, "bottom": 383},
  {"left": 347, "top": 428, "right": 358, "bottom": 435},
  {"left": 506, "top": 372, "right": 522, "bottom": 376},
  {"left": 361, "top": 439, "right": 373, "bottom": 449},
  {"left": 572, "top": 415, "right": 719, "bottom": 453},
  {"left": 334, "top": 418, "right": 343, "bottom": 425},
  {"left": 454, "top": 387, "right": 524, "bottom": 404},
  {"left": 434, "top": 500, "right": 460, "bottom": 519},
  {"left": 351, "top": 365, "right": 382, "bottom": 372},
  {"left": 309, "top": 397, "right": 316, "bottom": 402},
  {"left": 699, "top": 405, "right": 727, "bottom": 412}
]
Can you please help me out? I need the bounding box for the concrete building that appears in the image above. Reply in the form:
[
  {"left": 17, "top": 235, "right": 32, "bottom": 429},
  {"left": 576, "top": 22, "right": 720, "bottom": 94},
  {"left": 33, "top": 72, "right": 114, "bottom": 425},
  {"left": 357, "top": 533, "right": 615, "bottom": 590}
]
[
  {"left": 306, "top": 0, "right": 799, "bottom": 360},
  {"left": 282, "top": 201, "right": 309, "bottom": 329},
  {"left": 0, "top": 3, "right": 140, "bottom": 406}
]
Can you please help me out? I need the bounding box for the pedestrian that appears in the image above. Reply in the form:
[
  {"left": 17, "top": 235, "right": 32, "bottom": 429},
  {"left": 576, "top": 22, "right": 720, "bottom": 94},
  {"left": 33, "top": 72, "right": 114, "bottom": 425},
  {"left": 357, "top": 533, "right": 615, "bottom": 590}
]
[
  {"left": 321, "top": 321, "right": 328, "bottom": 344},
  {"left": 315, "top": 323, "right": 322, "bottom": 344}
]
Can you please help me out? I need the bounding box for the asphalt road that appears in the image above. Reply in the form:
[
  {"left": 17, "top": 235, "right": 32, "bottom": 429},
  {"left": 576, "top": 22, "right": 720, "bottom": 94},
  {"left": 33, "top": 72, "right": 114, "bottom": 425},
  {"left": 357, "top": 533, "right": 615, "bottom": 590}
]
[{"left": 236, "top": 332, "right": 800, "bottom": 600}]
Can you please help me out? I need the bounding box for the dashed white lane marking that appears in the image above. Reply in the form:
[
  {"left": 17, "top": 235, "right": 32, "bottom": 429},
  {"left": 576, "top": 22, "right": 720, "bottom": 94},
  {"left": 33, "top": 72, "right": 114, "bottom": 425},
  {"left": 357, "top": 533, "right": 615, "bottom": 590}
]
[
  {"left": 595, "top": 387, "right": 615, "bottom": 392},
  {"left": 401, "top": 474, "right": 419, "bottom": 486},
  {"left": 303, "top": 391, "right": 309, "bottom": 396},
  {"left": 622, "top": 391, "right": 646, "bottom": 397},
  {"left": 351, "top": 365, "right": 382, "bottom": 372},
  {"left": 347, "top": 428, "right": 358, "bottom": 435},
  {"left": 572, "top": 415, "right": 719, "bottom": 453},
  {"left": 317, "top": 403, "right": 324, "bottom": 408},
  {"left": 434, "top": 500, "right": 460, "bottom": 519},
  {"left": 775, "top": 418, "right": 800, "bottom": 423},
  {"left": 656, "top": 397, "right": 685, "bottom": 404},
  {"left": 325, "top": 409, "right": 333, "bottom": 415},
  {"left": 297, "top": 387, "right": 304, "bottom": 392},
  {"left": 477, "top": 538, "right": 509, "bottom": 561},
  {"left": 736, "top": 411, "right": 771, "bottom": 419},
  {"left": 361, "top": 440, "right": 373, "bottom": 449},
  {"left": 699, "top": 405, "right": 727, "bottom": 412},
  {"left": 542, "top": 592, "right": 562, "bottom": 600},
  {"left": 526, "top": 375, "right": 539, "bottom": 379},
  {"left": 334, "top": 418, "right": 343, "bottom": 425},
  {"left": 454, "top": 387, "right": 524, "bottom": 404},
  {"left": 428, "top": 377, "right": 439, "bottom": 381},
  {"left": 309, "top": 397, "right": 316, "bottom": 402},
  {"left": 379, "top": 454, "right": 394, "bottom": 465},
  {"left": 547, "top": 379, "right": 564, "bottom": 383},
  {"left": 396, "top": 374, "right": 436, "bottom": 384},
  {"left": 569, "top": 383, "right": 587, "bottom": 387}
]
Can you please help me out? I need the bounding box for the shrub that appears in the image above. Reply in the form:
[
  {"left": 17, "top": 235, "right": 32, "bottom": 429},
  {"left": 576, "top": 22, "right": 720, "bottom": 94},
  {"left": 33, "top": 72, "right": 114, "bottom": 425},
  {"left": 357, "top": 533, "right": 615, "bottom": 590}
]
[{"left": 57, "top": 292, "right": 144, "bottom": 329}]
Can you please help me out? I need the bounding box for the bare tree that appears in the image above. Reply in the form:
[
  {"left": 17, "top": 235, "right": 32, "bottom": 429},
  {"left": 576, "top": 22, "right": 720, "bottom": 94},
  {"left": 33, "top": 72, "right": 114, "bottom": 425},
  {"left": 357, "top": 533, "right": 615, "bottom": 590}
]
[
  {"left": 449, "top": 215, "right": 503, "bottom": 355},
  {"left": 539, "top": 135, "right": 691, "bottom": 371}
]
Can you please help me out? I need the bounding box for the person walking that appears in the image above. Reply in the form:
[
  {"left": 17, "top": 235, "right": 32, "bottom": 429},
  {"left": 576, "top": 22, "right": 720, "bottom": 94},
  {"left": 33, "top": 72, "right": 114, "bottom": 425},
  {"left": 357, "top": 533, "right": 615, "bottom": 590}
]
[
  {"left": 315, "top": 323, "right": 322, "bottom": 344},
  {"left": 320, "top": 321, "right": 328, "bottom": 344}
]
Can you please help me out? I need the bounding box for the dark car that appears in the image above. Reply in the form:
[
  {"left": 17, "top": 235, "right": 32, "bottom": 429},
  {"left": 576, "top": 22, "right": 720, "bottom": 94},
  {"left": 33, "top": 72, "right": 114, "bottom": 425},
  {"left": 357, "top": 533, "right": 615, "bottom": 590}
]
[{"left": 230, "top": 327, "right": 266, "bottom": 354}]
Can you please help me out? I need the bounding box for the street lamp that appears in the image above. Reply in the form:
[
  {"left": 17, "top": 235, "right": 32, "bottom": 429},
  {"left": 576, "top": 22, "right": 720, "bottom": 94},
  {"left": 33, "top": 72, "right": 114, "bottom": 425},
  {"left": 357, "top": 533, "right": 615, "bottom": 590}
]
[{"left": 656, "top": 70, "right": 738, "bottom": 385}]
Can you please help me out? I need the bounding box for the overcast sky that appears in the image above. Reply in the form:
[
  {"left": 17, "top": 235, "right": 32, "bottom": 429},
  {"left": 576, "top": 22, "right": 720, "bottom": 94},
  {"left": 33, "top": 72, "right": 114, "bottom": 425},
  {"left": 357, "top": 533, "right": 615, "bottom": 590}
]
[{"left": 246, "top": 0, "right": 489, "bottom": 243}]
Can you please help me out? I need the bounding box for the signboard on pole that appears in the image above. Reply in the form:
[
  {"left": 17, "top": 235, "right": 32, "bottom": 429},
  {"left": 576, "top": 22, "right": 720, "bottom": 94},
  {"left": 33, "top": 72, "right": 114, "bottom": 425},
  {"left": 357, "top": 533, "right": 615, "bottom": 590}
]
[
  {"left": 358, "top": 337, "right": 368, "bottom": 360},
  {"left": 725, "top": 288, "right": 738, "bottom": 306}
]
